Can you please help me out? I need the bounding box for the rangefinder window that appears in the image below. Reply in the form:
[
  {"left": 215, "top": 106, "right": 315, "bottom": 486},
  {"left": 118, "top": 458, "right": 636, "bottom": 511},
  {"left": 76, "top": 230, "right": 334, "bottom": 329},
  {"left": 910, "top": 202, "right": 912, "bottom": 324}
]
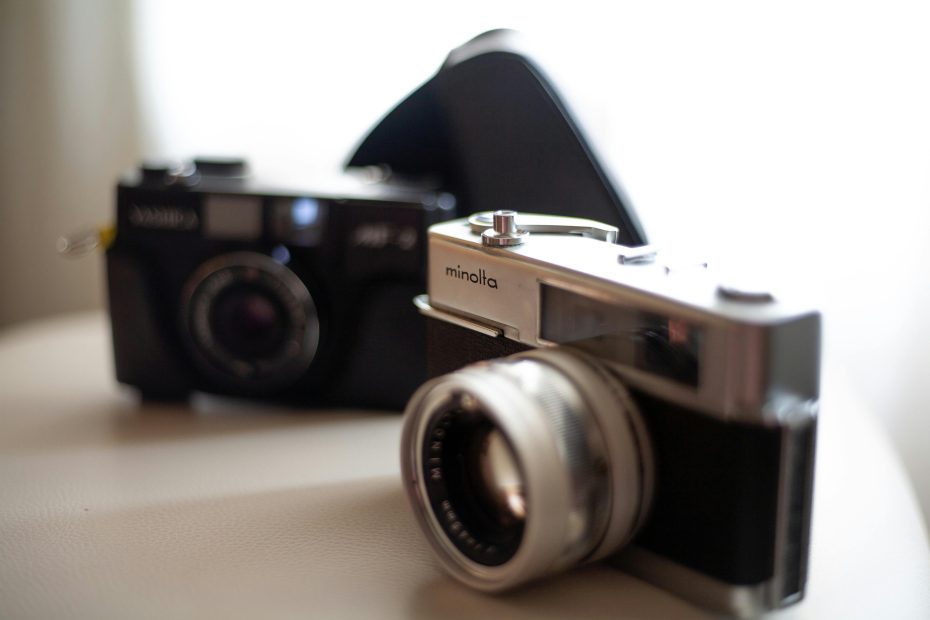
[
  {"left": 539, "top": 283, "right": 701, "bottom": 387},
  {"left": 203, "top": 194, "right": 262, "bottom": 240}
]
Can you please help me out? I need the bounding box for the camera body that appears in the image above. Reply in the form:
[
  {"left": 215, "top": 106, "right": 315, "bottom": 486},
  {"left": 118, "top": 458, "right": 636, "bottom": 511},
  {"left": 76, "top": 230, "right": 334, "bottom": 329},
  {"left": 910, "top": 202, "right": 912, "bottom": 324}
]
[
  {"left": 401, "top": 212, "right": 820, "bottom": 616},
  {"left": 107, "top": 159, "right": 454, "bottom": 408}
]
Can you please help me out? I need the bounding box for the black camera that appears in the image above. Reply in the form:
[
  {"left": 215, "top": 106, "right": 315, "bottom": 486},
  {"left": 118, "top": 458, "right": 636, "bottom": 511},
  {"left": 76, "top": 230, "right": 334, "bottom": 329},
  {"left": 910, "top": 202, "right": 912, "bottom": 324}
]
[
  {"left": 107, "top": 159, "right": 454, "bottom": 407},
  {"left": 401, "top": 211, "right": 820, "bottom": 616},
  {"left": 106, "top": 30, "right": 649, "bottom": 408}
]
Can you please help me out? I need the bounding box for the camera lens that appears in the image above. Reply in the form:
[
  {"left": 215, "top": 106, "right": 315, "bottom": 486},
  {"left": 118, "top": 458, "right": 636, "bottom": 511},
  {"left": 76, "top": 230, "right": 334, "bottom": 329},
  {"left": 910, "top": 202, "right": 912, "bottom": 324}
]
[
  {"left": 401, "top": 349, "right": 654, "bottom": 592},
  {"left": 180, "top": 252, "right": 319, "bottom": 390}
]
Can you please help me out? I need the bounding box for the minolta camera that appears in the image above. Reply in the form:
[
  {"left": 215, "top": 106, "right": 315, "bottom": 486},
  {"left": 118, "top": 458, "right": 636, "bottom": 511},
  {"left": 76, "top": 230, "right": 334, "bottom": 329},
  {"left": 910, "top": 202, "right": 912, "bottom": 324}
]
[
  {"left": 106, "top": 30, "right": 648, "bottom": 409},
  {"left": 401, "top": 211, "right": 820, "bottom": 616}
]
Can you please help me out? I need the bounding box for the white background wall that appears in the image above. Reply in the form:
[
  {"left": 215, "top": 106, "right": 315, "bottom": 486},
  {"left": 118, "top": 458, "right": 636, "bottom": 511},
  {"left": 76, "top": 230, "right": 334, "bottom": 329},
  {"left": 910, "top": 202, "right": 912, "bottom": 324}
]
[{"left": 2, "top": 0, "right": 930, "bottom": 523}]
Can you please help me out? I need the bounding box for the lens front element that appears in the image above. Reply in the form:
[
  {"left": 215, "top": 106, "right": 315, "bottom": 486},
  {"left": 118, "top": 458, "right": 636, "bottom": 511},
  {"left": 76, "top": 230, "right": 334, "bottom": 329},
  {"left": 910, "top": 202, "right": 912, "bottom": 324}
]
[
  {"left": 211, "top": 285, "right": 288, "bottom": 358},
  {"left": 421, "top": 397, "right": 526, "bottom": 567},
  {"left": 477, "top": 427, "right": 526, "bottom": 523}
]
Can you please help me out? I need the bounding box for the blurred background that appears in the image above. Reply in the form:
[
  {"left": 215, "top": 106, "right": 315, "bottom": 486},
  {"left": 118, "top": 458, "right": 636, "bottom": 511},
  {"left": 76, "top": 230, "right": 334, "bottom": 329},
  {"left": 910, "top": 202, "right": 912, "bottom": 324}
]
[{"left": 2, "top": 0, "right": 929, "bottom": 524}]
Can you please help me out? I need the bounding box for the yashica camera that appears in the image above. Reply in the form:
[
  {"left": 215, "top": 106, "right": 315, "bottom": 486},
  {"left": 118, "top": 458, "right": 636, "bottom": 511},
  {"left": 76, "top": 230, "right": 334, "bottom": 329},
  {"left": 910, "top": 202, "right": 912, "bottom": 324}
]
[
  {"left": 107, "top": 158, "right": 456, "bottom": 407},
  {"left": 401, "top": 211, "right": 820, "bottom": 616},
  {"left": 106, "top": 30, "right": 648, "bottom": 408}
]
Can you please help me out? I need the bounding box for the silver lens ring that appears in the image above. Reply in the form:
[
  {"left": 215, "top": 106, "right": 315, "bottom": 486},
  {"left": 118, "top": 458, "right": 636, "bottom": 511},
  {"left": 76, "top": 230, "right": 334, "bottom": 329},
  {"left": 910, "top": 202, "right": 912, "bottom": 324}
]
[
  {"left": 401, "top": 348, "right": 654, "bottom": 591},
  {"left": 179, "top": 251, "right": 319, "bottom": 390},
  {"left": 517, "top": 349, "right": 655, "bottom": 563}
]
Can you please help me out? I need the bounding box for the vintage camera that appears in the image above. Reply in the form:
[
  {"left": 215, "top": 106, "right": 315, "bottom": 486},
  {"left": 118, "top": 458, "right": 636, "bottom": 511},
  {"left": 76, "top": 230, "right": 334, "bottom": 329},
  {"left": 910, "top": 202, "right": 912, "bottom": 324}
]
[
  {"left": 106, "top": 29, "right": 650, "bottom": 409},
  {"left": 107, "top": 158, "right": 455, "bottom": 408},
  {"left": 401, "top": 211, "right": 820, "bottom": 616}
]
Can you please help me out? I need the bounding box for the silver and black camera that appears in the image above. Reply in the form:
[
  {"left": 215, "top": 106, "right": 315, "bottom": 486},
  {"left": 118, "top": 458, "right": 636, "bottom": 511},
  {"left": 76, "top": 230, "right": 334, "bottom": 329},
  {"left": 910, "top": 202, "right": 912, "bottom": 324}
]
[{"left": 401, "top": 211, "right": 820, "bottom": 616}]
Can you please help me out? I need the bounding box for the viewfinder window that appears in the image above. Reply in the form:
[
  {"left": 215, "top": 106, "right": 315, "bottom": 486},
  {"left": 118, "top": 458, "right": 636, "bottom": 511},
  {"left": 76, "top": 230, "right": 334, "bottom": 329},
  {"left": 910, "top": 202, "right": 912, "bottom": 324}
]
[{"left": 539, "top": 284, "right": 701, "bottom": 387}]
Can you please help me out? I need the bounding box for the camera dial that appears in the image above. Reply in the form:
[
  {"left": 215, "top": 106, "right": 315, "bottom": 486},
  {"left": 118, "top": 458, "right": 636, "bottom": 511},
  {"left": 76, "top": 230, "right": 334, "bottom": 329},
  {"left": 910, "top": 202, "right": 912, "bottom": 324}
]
[
  {"left": 401, "top": 349, "right": 654, "bottom": 591},
  {"left": 180, "top": 252, "right": 319, "bottom": 391}
]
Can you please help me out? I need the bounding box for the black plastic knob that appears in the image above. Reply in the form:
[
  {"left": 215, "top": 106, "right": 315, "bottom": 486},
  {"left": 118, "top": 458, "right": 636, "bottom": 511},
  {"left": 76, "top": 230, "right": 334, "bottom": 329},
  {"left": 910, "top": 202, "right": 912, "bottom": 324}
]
[
  {"left": 192, "top": 157, "right": 249, "bottom": 178},
  {"left": 139, "top": 160, "right": 173, "bottom": 184}
]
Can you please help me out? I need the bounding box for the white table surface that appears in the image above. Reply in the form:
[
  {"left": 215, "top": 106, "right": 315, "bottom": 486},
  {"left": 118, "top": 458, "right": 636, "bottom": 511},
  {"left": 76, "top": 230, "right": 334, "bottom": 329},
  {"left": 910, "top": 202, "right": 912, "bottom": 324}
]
[{"left": 0, "top": 312, "right": 928, "bottom": 619}]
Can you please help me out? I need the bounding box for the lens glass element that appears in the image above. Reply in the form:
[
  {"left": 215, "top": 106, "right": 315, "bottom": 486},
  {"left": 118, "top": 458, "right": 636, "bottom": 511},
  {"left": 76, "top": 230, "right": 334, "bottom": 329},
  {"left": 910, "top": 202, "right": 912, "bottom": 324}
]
[
  {"left": 422, "top": 398, "right": 526, "bottom": 566},
  {"left": 475, "top": 427, "right": 526, "bottom": 523},
  {"left": 210, "top": 284, "right": 287, "bottom": 358}
]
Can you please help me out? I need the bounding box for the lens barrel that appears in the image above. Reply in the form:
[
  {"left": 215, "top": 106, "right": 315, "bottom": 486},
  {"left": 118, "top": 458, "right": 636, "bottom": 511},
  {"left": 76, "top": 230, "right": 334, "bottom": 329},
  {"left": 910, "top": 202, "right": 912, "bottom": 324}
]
[
  {"left": 180, "top": 252, "right": 319, "bottom": 391},
  {"left": 401, "top": 349, "right": 654, "bottom": 591}
]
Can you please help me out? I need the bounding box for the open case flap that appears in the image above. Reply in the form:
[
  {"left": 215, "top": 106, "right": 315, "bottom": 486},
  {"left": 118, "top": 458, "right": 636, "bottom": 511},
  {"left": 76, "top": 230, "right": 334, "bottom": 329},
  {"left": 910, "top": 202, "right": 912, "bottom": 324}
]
[{"left": 347, "top": 29, "right": 648, "bottom": 247}]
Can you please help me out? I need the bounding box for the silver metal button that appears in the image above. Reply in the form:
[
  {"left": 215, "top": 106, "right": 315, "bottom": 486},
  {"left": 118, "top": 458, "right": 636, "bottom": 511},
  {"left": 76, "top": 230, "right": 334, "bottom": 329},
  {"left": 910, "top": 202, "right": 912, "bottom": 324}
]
[{"left": 482, "top": 210, "right": 530, "bottom": 247}]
